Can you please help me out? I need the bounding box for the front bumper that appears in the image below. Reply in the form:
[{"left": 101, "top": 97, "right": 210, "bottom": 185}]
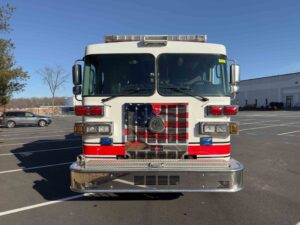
[{"left": 70, "top": 158, "right": 243, "bottom": 193}]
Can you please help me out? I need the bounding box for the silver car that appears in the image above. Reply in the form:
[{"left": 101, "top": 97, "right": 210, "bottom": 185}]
[{"left": 0, "top": 111, "right": 52, "bottom": 128}]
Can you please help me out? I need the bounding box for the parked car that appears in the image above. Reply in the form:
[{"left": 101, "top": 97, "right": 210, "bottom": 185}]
[{"left": 0, "top": 111, "right": 52, "bottom": 128}]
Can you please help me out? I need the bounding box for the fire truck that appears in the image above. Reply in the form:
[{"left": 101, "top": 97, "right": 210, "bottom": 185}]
[{"left": 71, "top": 35, "right": 243, "bottom": 193}]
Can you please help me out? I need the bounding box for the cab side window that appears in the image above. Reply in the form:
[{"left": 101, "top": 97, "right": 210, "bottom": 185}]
[
  {"left": 17, "top": 112, "right": 25, "bottom": 117},
  {"left": 25, "top": 112, "right": 34, "bottom": 117}
]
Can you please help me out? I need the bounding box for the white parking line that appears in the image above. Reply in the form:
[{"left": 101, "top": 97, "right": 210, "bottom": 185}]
[
  {"left": 239, "top": 121, "right": 300, "bottom": 132},
  {"left": 0, "top": 162, "right": 72, "bottom": 174},
  {"left": 0, "top": 133, "right": 74, "bottom": 141},
  {"left": 0, "top": 194, "right": 85, "bottom": 217},
  {"left": 240, "top": 120, "right": 280, "bottom": 125},
  {"left": 0, "top": 138, "right": 81, "bottom": 147},
  {"left": 277, "top": 130, "right": 300, "bottom": 136},
  {"left": 0, "top": 129, "right": 72, "bottom": 137},
  {"left": 0, "top": 146, "right": 81, "bottom": 157}
]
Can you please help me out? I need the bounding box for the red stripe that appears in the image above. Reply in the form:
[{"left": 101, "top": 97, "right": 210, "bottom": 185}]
[
  {"left": 83, "top": 145, "right": 125, "bottom": 156},
  {"left": 188, "top": 145, "right": 230, "bottom": 155}
]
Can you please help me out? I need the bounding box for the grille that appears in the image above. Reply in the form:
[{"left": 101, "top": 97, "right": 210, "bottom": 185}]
[{"left": 124, "top": 103, "right": 188, "bottom": 145}]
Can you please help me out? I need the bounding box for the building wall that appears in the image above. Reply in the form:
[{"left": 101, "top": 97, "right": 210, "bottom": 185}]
[{"left": 236, "top": 73, "right": 300, "bottom": 108}]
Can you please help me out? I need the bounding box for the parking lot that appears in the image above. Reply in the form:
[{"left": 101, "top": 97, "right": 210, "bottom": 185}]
[{"left": 0, "top": 111, "right": 299, "bottom": 225}]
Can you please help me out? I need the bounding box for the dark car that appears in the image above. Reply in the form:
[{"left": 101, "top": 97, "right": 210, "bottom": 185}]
[{"left": 0, "top": 111, "right": 52, "bottom": 128}]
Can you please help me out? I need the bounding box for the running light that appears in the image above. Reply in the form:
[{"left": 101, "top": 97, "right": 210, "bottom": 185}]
[
  {"left": 105, "top": 35, "right": 207, "bottom": 43},
  {"left": 200, "top": 137, "right": 212, "bottom": 146},
  {"left": 224, "top": 106, "right": 238, "bottom": 115},
  {"left": 75, "top": 106, "right": 104, "bottom": 116}
]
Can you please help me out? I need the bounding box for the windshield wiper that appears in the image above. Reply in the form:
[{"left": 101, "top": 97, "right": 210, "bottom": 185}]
[
  {"left": 101, "top": 88, "right": 152, "bottom": 103},
  {"left": 161, "top": 86, "right": 209, "bottom": 102}
]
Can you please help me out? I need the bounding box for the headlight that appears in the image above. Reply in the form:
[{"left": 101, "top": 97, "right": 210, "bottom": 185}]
[
  {"left": 85, "top": 125, "right": 99, "bottom": 134},
  {"left": 98, "top": 124, "right": 111, "bottom": 134},
  {"left": 216, "top": 125, "right": 228, "bottom": 133},
  {"left": 203, "top": 125, "right": 215, "bottom": 133},
  {"left": 201, "top": 123, "right": 229, "bottom": 135}
]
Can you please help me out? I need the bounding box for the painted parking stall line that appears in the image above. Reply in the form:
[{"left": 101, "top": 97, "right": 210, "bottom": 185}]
[
  {"left": 0, "top": 129, "right": 73, "bottom": 137},
  {"left": 277, "top": 130, "right": 300, "bottom": 136},
  {"left": 239, "top": 121, "right": 300, "bottom": 132},
  {"left": 0, "top": 194, "right": 86, "bottom": 217},
  {"left": 0, "top": 162, "right": 72, "bottom": 174},
  {"left": 0, "top": 133, "right": 75, "bottom": 141},
  {"left": 0, "top": 146, "right": 81, "bottom": 157},
  {"left": 239, "top": 120, "right": 280, "bottom": 125},
  {"left": 0, "top": 138, "right": 81, "bottom": 147}
]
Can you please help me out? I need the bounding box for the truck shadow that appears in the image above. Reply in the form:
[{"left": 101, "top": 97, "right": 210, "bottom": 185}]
[{"left": 10, "top": 134, "right": 182, "bottom": 201}]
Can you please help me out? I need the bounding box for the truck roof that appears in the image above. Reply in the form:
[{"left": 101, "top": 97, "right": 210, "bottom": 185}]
[{"left": 85, "top": 41, "right": 226, "bottom": 56}]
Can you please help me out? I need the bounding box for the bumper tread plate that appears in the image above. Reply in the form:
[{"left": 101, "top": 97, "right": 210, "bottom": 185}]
[{"left": 70, "top": 158, "right": 243, "bottom": 193}]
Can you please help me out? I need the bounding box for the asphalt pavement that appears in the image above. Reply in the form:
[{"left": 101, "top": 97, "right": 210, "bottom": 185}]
[{"left": 0, "top": 112, "right": 299, "bottom": 225}]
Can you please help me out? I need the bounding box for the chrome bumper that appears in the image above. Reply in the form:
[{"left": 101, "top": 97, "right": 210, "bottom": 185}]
[{"left": 70, "top": 158, "right": 243, "bottom": 193}]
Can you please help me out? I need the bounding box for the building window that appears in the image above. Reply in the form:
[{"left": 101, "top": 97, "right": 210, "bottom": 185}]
[{"left": 286, "top": 96, "right": 293, "bottom": 108}]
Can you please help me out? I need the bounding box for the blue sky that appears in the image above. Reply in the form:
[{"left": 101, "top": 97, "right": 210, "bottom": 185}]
[{"left": 3, "top": 0, "right": 300, "bottom": 98}]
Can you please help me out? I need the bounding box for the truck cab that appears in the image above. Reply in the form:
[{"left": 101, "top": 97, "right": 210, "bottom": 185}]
[{"left": 70, "top": 35, "right": 243, "bottom": 193}]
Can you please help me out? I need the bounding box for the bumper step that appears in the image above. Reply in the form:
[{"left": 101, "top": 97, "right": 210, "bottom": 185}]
[{"left": 70, "top": 158, "right": 243, "bottom": 193}]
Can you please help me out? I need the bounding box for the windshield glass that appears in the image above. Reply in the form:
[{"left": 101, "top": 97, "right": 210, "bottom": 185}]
[
  {"left": 83, "top": 54, "right": 155, "bottom": 96},
  {"left": 158, "top": 54, "right": 230, "bottom": 96}
]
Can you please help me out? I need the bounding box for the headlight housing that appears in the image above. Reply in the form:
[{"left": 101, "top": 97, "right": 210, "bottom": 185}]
[
  {"left": 200, "top": 122, "right": 239, "bottom": 135},
  {"left": 75, "top": 122, "right": 112, "bottom": 135}
]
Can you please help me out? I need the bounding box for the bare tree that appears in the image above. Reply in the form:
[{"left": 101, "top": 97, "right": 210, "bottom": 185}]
[{"left": 38, "top": 65, "right": 68, "bottom": 114}]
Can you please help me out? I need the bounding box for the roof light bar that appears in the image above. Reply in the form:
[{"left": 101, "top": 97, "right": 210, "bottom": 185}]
[{"left": 105, "top": 35, "right": 207, "bottom": 43}]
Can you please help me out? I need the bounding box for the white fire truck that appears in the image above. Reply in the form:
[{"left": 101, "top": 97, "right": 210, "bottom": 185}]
[{"left": 71, "top": 35, "right": 243, "bottom": 193}]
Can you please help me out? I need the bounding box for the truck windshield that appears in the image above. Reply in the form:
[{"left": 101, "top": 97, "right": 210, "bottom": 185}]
[
  {"left": 83, "top": 54, "right": 155, "bottom": 96},
  {"left": 158, "top": 54, "right": 230, "bottom": 96}
]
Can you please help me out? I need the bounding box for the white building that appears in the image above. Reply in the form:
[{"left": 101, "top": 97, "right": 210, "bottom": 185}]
[{"left": 236, "top": 72, "right": 300, "bottom": 108}]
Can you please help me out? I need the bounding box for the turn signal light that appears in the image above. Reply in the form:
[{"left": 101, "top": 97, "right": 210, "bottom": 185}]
[
  {"left": 74, "top": 122, "right": 84, "bottom": 135},
  {"left": 75, "top": 106, "right": 104, "bottom": 116},
  {"left": 229, "top": 123, "right": 239, "bottom": 134}
]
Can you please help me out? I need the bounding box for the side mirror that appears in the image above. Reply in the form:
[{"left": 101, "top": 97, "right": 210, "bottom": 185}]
[
  {"left": 73, "top": 85, "right": 82, "bottom": 95},
  {"left": 230, "top": 64, "right": 240, "bottom": 84},
  {"left": 72, "top": 64, "right": 82, "bottom": 85}
]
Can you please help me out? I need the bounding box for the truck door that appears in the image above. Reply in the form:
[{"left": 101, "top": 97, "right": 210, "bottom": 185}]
[{"left": 24, "top": 112, "right": 38, "bottom": 125}]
